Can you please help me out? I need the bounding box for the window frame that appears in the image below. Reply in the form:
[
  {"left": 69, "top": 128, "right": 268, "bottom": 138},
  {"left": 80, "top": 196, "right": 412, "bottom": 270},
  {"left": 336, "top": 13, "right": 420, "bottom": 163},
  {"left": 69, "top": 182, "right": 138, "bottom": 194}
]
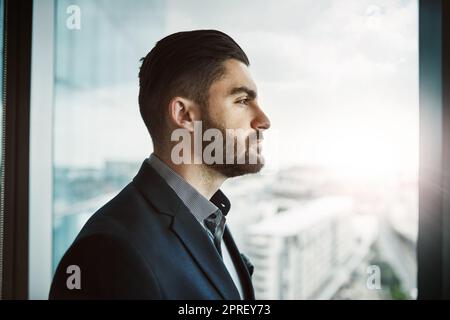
[
  {"left": 417, "top": 0, "right": 450, "bottom": 300},
  {"left": 0, "top": 0, "right": 447, "bottom": 300},
  {"left": 1, "top": 0, "right": 33, "bottom": 300},
  {"left": 28, "top": 0, "right": 54, "bottom": 300}
]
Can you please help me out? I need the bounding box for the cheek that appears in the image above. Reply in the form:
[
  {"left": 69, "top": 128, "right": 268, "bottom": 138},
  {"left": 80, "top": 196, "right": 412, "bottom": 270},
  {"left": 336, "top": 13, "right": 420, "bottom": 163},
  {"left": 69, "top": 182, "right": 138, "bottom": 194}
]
[
  {"left": 206, "top": 101, "right": 233, "bottom": 128},
  {"left": 206, "top": 100, "right": 251, "bottom": 130},
  {"left": 226, "top": 109, "right": 253, "bottom": 130},
  {"left": 206, "top": 109, "right": 228, "bottom": 128},
  {"left": 222, "top": 103, "right": 253, "bottom": 129}
]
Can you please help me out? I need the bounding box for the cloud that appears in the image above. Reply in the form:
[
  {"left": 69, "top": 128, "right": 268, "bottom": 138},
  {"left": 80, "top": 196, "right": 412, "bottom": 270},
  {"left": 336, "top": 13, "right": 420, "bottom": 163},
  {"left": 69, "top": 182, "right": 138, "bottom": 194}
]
[{"left": 55, "top": 0, "right": 418, "bottom": 170}]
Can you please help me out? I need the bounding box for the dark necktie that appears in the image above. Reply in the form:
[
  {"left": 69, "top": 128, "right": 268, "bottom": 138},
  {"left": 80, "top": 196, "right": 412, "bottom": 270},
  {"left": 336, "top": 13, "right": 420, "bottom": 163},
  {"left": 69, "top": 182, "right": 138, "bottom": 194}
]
[{"left": 204, "top": 209, "right": 226, "bottom": 257}]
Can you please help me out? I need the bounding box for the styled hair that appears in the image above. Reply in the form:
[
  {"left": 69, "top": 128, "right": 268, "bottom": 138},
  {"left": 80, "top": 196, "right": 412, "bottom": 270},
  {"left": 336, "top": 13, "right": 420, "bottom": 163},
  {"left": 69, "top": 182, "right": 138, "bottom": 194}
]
[{"left": 138, "top": 29, "right": 250, "bottom": 145}]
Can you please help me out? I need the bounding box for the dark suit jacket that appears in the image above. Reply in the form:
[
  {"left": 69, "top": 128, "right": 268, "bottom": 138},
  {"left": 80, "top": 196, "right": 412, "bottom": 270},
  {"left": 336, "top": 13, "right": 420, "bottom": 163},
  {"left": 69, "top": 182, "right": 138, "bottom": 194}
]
[{"left": 49, "top": 161, "right": 255, "bottom": 300}]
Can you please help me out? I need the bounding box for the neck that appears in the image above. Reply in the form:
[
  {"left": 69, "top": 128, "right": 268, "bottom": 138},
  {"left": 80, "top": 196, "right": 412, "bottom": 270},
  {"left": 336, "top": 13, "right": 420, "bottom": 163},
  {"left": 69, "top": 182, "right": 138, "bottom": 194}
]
[{"left": 154, "top": 151, "right": 227, "bottom": 200}]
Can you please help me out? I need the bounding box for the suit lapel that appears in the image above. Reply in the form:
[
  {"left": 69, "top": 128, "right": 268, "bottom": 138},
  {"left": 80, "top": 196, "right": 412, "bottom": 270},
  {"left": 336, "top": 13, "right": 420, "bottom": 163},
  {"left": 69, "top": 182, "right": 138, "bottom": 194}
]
[
  {"left": 223, "top": 226, "right": 255, "bottom": 300},
  {"left": 132, "top": 161, "right": 240, "bottom": 300},
  {"left": 171, "top": 211, "right": 241, "bottom": 300}
]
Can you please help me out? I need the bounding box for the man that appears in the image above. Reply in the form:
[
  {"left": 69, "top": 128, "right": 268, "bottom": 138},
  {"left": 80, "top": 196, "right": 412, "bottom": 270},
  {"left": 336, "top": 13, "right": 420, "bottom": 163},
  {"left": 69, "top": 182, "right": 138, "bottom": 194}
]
[{"left": 49, "top": 30, "right": 271, "bottom": 300}]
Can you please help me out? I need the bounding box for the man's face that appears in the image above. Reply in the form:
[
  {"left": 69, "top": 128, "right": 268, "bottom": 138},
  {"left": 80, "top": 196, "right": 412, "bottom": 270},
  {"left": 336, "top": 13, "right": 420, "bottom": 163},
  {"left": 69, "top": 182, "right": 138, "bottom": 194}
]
[{"left": 202, "top": 59, "right": 271, "bottom": 177}]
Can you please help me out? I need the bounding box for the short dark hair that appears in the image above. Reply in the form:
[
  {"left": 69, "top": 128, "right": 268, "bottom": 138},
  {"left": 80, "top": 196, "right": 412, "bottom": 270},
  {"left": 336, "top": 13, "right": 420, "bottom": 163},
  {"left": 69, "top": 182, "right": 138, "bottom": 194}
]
[{"left": 138, "top": 29, "right": 250, "bottom": 146}]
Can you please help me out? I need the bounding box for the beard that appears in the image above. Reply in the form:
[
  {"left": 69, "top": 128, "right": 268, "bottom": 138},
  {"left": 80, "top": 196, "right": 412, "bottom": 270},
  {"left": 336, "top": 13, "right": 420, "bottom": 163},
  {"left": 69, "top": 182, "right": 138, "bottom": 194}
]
[{"left": 201, "top": 114, "right": 265, "bottom": 178}]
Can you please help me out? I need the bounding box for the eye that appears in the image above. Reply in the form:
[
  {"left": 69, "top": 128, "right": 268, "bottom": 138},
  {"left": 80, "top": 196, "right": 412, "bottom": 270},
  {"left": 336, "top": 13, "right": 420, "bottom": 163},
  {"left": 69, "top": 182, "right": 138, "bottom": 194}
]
[{"left": 236, "top": 98, "right": 250, "bottom": 106}]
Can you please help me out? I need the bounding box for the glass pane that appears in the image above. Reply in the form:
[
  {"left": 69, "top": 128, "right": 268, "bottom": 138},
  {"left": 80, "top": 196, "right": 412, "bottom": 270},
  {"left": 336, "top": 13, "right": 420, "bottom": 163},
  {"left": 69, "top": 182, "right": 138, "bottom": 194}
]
[{"left": 52, "top": 0, "right": 418, "bottom": 299}]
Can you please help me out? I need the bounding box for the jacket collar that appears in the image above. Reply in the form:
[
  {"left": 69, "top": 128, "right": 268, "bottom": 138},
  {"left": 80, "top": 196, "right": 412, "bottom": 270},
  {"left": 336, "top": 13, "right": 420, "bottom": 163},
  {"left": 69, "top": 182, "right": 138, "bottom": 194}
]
[
  {"left": 132, "top": 160, "right": 241, "bottom": 300},
  {"left": 146, "top": 154, "right": 230, "bottom": 222},
  {"left": 223, "top": 227, "right": 256, "bottom": 300}
]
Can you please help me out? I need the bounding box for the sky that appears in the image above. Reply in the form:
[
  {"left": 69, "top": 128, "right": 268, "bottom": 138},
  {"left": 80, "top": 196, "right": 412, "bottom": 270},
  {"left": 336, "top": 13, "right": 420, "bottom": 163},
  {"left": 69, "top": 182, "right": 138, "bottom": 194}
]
[{"left": 52, "top": 0, "right": 418, "bottom": 177}]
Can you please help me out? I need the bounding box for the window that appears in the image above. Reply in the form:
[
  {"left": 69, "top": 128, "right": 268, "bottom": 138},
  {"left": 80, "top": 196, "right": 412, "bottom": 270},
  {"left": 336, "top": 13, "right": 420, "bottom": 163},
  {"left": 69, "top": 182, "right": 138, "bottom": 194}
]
[{"left": 47, "top": 0, "right": 418, "bottom": 299}]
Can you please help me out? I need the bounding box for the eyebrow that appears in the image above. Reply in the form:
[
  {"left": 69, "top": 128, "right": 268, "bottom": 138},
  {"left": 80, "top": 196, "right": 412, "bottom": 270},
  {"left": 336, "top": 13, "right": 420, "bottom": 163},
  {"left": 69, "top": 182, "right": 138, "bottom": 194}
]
[{"left": 228, "top": 86, "right": 257, "bottom": 99}]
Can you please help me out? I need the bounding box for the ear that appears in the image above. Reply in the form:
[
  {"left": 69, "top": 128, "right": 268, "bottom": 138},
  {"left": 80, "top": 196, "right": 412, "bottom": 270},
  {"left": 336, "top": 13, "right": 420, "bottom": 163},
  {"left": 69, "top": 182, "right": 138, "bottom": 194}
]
[{"left": 168, "top": 97, "right": 201, "bottom": 132}]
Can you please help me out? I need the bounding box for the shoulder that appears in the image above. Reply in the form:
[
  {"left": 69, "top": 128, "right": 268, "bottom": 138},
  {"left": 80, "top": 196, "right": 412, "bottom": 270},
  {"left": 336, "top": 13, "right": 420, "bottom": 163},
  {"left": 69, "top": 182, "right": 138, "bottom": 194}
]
[
  {"left": 50, "top": 178, "right": 177, "bottom": 299},
  {"left": 49, "top": 232, "right": 162, "bottom": 299},
  {"left": 76, "top": 182, "right": 171, "bottom": 242}
]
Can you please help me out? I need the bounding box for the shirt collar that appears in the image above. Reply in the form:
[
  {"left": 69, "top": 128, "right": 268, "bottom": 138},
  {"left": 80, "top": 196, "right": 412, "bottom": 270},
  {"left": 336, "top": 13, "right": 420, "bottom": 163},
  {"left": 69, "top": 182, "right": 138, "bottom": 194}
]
[
  {"left": 210, "top": 189, "right": 230, "bottom": 216},
  {"left": 146, "top": 153, "right": 230, "bottom": 223}
]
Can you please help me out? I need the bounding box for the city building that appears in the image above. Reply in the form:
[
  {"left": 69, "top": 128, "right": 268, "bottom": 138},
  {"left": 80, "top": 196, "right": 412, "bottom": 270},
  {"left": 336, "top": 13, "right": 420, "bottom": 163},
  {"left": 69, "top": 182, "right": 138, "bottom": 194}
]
[{"left": 245, "top": 196, "right": 376, "bottom": 299}]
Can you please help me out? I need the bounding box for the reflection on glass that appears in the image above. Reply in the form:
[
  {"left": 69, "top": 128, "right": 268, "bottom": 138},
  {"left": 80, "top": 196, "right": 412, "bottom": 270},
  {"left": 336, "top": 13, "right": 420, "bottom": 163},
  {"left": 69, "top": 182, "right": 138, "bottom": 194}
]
[{"left": 52, "top": 0, "right": 418, "bottom": 299}]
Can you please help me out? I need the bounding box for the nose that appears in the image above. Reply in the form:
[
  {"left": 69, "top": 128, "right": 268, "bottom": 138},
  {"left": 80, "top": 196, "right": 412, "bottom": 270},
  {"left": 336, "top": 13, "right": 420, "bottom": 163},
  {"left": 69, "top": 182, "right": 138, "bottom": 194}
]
[{"left": 251, "top": 105, "right": 271, "bottom": 132}]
